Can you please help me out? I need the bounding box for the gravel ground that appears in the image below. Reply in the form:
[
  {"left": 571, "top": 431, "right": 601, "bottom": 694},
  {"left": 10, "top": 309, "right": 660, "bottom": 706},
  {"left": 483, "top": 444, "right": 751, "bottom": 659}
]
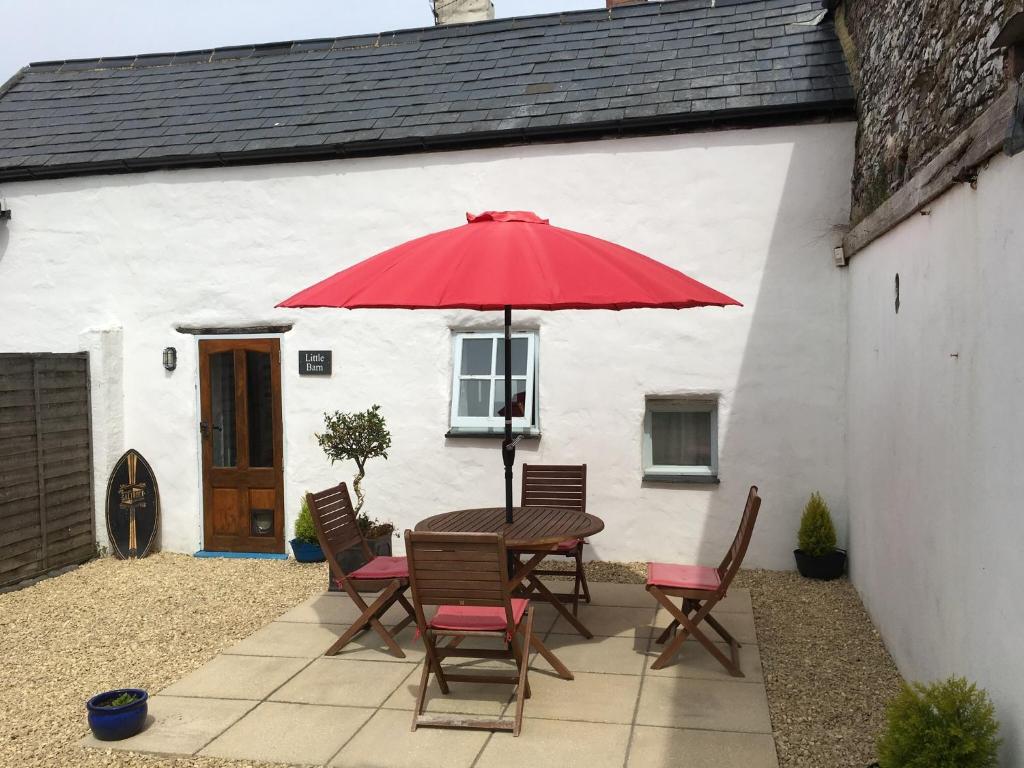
[
  {"left": 0, "top": 553, "right": 323, "bottom": 768},
  {"left": 0, "top": 554, "right": 900, "bottom": 768},
  {"left": 546, "top": 560, "right": 904, "bottom": 768}
]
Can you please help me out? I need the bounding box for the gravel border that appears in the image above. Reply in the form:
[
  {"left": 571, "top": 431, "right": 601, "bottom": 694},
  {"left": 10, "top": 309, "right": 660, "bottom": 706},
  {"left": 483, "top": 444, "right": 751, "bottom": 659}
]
[{"left": 0, "top": 554, "right": 901, "bottom": 768}]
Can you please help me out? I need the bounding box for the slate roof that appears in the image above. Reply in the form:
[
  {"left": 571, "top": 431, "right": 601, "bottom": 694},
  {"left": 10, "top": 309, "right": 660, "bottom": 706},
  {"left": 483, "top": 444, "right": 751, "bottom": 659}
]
[{"left": 0, "top": 0, "right": 853, "bottom": 182}]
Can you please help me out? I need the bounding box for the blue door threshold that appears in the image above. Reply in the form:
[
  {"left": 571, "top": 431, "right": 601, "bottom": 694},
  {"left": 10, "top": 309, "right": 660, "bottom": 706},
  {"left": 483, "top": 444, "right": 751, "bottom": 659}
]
[{"left": 194, "top": 550, "right": 288, "bottom": 560}]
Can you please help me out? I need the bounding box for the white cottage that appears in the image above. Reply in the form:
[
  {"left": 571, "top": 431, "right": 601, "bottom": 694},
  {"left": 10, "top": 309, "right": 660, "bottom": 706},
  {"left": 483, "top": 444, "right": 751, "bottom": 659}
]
[{"left": 0, "top": 0, "right": 855, "bottom": 568}]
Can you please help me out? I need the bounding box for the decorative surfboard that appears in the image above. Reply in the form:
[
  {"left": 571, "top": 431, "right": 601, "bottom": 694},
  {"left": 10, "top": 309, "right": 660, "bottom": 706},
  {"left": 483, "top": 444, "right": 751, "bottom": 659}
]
[{"left": 105, "top": 449, "right": 160, "bottom": 560}]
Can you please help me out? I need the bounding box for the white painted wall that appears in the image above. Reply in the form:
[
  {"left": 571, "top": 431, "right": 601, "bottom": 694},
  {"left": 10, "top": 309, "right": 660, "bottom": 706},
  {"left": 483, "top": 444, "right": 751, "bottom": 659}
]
[
  {"left": 0, "top": 122, "right": 855, "bottom": 570},
  {"left": 847, "top": 149, "right": 1024, "bottom": 763}
]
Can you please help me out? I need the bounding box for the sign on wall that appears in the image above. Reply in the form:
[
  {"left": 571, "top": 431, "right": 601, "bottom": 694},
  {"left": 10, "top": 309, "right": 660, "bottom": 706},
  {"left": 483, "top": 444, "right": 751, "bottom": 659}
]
[{"left": 299, "top": 350, "right": 332, "bottom": 376}]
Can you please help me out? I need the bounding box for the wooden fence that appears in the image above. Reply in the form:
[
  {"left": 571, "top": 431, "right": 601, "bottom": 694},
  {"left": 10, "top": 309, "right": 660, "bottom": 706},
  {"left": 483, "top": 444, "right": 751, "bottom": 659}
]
[{"left": 0, "top": 353, "right": 96, "bottom": 587}]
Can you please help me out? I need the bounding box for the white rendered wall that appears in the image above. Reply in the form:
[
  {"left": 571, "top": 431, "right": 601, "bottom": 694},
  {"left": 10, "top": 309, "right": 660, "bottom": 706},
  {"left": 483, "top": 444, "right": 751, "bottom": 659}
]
[
  {"left": 0, "top": 122, "right": 854, "bottom": 570},
  {"left": 847, "top": 150, "right": 1024, "bottom": 763}
]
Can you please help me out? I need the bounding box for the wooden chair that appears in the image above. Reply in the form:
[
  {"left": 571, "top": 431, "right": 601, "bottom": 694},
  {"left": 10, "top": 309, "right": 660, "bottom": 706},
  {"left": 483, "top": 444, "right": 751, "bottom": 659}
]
[
  {"left": 511, "top": 464, "right": 591, "bottom": 615},
  {"left": 405, "top": 530, "right": 553, "bottom": 737},
  {"left": 306, "top": 483, "right": 415, "bottom": 658},
  {"left": 646, "top": 486, "right": 762, "bottom": 676}
]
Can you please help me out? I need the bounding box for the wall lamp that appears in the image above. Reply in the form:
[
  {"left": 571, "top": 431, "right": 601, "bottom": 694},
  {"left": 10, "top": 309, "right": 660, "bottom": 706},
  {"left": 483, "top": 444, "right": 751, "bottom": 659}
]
[
  {"left": 0, "top": 200, "right": 10, "bottom": 222},
  {"left": 162, "top": 347, "right": 177, "bottom": 371}
]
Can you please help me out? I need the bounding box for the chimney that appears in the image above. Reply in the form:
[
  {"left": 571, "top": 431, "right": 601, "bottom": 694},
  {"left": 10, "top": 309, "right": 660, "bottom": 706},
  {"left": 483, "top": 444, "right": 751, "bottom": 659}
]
[
  {"left": 433, "top": 0, "right": 495, "bottom": 25},
  {"left": 606, "top": 0, "right": 648, "bottom": 7}
]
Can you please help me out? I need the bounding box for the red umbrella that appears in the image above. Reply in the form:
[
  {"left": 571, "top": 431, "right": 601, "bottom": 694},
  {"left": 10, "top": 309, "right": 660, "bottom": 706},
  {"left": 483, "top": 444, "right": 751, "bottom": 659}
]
[{"left": 278, "top": 211, "right": 740, "bottom": 523}]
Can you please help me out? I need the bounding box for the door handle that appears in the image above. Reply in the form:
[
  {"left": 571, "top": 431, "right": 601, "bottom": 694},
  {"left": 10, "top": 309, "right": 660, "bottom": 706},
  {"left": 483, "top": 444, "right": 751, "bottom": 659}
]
[{"left": 200, "top": 421, "right": 210, "bottom": 436}]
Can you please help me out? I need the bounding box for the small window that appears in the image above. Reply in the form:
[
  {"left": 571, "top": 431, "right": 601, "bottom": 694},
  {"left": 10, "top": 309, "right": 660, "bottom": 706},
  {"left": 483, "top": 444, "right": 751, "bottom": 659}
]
[
  {"left": 450, "top": 331, "right": 537, "bottom": 432},
  {"left": 643, "top": 399, "right": 718, "bottom": 481}
]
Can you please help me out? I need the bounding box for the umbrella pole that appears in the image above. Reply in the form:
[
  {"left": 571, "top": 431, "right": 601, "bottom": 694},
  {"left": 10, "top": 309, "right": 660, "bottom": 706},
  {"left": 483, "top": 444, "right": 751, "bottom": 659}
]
[{"left": 502, "top": 305, "right": 515, "bottom": 526}]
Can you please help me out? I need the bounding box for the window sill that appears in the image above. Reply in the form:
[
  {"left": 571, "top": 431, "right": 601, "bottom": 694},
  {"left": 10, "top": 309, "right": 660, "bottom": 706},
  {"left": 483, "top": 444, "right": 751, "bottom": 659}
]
[
  {"left": 445, "top": 429, "right": 541, "bottom": 440},
  {"left": 642, "top": 473, "right": 720, "bottom": 485}
]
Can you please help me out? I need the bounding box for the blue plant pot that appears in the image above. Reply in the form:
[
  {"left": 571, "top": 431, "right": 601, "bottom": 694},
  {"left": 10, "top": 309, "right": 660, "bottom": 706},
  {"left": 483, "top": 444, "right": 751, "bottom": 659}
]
[
  {"left": 86, "top": 688, "right": 148, "bottom": 741},
  {"left": 290, "top": 538, "right": 326, "bottom": 563}
]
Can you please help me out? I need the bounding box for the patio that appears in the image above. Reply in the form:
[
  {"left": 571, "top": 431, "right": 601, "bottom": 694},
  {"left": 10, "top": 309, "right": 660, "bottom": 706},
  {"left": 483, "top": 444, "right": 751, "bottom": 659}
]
[{"left": 82, "top": 579, "right": 776, "bottom": 768}]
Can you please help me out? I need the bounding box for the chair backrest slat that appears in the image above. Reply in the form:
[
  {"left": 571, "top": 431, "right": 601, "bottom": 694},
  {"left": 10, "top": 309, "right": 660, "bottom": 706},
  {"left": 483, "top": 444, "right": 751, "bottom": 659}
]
[
  {"left": 405, "top": 531, "right": 514, "bottom": 630},
  {"left": 717, "top": 486, "right": 761, "bottom": 588},
  {"left": 306, "top": 482, "right": 373, "bottom": 580},
  {"left": 521, "top": 464, "right": 586, "bottom": 511}
]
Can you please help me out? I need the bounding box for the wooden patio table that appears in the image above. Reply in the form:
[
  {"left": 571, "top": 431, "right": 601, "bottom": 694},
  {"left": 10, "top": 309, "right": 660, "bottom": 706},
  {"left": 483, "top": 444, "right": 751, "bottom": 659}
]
[{"left": 415, "top": 506, "right": 605, "bottom": 641}]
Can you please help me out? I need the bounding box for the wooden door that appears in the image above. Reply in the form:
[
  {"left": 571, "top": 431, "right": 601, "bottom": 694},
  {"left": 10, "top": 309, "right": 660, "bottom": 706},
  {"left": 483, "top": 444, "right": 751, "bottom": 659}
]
[{"left": 199, "top": 339, "right": 284, "bottom": 553}]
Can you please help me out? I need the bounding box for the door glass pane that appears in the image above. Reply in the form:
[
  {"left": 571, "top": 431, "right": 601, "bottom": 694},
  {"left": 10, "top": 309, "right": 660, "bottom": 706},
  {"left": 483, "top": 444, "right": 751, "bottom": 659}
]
[
  {"left": 458, "top": 379, "right": 490, "bottom": 417},
  {"left": 460, "top": 338, "right": 493, "bottom": 375},
  {"left": 210, "top": 351, "right": 236, "bottom": 467},
  {"left": 494, "top": 379, "right": 527, "bottom": 417},
  {"left": 246, "top": 351, "right": 275, "bottom": 468},
  {"left": 652, "top": 410, "right": 711, "bottom": 466},
  {"left": 495, "top": 337, "right": 528, "bottom": 376}
]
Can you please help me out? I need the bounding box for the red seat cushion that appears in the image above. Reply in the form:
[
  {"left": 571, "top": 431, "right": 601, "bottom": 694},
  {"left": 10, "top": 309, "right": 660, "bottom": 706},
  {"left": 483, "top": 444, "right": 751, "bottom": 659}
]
[
  {"left": 647, "top": 562, "right": 721, "bottom": 591},
  {"left": 348, "top": 556, "right": 408, "bottom": 580},
  {"left": 429, "top": 599, "right": 529, "bottom": 632},
  {"left": 554, "top": 539, "right": 582, "bottom": 553}
]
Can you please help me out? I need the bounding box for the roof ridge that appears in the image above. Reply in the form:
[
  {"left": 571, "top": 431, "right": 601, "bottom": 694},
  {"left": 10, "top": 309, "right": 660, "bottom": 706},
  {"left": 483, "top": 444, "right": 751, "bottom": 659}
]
[{"left": 25, "top": 1, "right": 700, "bottom": 74}]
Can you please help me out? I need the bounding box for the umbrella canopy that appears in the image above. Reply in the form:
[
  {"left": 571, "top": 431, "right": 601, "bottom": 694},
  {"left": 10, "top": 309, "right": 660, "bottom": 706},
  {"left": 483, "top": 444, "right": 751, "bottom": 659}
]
[
  {"left": 278, "top": 211, "right": 740, "bottom": 524},
  {"left": 277, "top": 211, "right": 740, "bottom": 311}
]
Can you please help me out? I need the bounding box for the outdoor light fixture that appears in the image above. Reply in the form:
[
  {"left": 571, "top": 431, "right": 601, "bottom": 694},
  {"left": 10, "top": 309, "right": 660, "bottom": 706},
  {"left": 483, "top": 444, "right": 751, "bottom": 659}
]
[
  {"left": 0, "top": 200, "right": 10, "bottom": 221},
  {"left": 162, "top": 347, "right": 177, "bottom": 371}
]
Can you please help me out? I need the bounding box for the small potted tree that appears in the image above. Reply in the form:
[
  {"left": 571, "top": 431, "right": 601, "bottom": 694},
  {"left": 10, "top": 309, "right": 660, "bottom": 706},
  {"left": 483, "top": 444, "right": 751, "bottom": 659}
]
[
  {"left": 793, "top": 491, "right": 846, "bottom": 580},
  {"left": 316, "top": 405, "right": 396, "bottom": 587},
  {"left": 290, "top": 495, "right": 325, "bottom": 563},
  {"left": 873, "top": 676, "right": 1000, "bottom": 768}
]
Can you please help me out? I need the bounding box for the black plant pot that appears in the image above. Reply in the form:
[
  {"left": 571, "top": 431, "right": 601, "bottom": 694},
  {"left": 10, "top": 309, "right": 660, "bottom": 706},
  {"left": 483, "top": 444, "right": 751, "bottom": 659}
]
[
  {"left": 794, "top": 548, "right": 847, "bottom": 580},
  {"left": 328, "top": 535, "right": 394, "bottom": 592}
]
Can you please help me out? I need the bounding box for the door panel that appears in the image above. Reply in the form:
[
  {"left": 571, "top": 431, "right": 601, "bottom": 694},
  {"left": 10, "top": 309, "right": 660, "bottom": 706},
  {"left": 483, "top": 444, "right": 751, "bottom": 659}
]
[{"left": 199, "top": 339, "right": 284, "bottom": 553}]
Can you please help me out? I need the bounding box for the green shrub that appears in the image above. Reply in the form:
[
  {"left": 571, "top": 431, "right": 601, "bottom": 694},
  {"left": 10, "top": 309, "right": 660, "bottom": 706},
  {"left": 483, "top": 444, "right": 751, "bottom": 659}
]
[
  {"left": 797, "top": 491, "right": 837, "bottom": 557},
  {"left": 293, "top": 496, "right": 317, "bottom": 544},
  {"left": 877, "top": 677, "right": 1000, "bottom": 768}
]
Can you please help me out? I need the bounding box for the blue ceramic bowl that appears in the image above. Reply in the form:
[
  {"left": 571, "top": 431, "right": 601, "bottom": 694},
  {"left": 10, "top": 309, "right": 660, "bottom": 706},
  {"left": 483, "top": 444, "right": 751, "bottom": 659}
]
[{"left": 86, "top": 688, "right": 148, "bottom": 741}]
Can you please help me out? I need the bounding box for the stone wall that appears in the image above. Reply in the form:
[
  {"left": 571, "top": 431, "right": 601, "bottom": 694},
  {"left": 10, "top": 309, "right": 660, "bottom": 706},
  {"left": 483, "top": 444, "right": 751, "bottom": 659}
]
[{"left": 835, "top": 0, "right": 1011, "bottom": 222}]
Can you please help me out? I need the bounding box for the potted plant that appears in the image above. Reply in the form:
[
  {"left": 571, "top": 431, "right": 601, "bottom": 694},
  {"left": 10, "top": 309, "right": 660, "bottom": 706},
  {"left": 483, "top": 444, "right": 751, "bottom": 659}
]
[
  {"left": 315, "top": 405, "right": 397, "bottom": 589},
  {"left": 86, "top": 688, "right": 148, "bottom": 741},
  {"left": 872, "top": 676, "right": 1000, "bottom": 768},
  {"left": 290, "top": 495, "right": 325, "bottom": 563},
  {"left": 793, "top": 491, "right": 846, "bottom": 580}
]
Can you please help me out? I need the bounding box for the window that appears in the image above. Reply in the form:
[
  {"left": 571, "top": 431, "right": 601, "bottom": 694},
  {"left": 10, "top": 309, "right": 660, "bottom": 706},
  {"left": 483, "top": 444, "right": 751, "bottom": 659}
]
[
  {"left": 450, "top": 332, "right": 537, "bottom": 432},
  {"left": 643, "top": 399, "right": 718, "bottom": 481}
]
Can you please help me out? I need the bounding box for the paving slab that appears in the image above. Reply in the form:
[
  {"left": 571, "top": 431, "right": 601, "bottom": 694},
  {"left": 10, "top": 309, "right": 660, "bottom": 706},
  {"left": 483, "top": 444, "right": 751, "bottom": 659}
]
[
  {"left": 635, "top": 676, "right": 773, "bottom": 733},
  {"left": 384, "top": 674, "right": 514, "bottom": 716},
  {"left": 549, "top": 605, "right": 657, "bottom": 638},
  {"left": 199, "top": 701, "right": 372, "bottom": 764},
  {"left": 645, "top": 640, "right": 764, "bottom": 682},
  {"left": 330, "top": 708, "right": 489, "bottom": 768},
  {"left": 627, "top": 725, "right": 779, "bottom": 768},
  {"left": 270, "top": 657, "right": 414, "bottom": 707},
  {"left": 159, "top": 653, "right": 310, "bottom": 700},
  {"left": 521, "top": 670, "right": 641, "bottom": 724},
  {"left": 80, "top": 695, "right": 255, "bottom": 755},
  {"left": 222, "top": 620, "right": 348, "bottom": 658},
  {"left": 476, "top": 717, "right": 631, "bottom": 768},
  {"left": 652, "top": 608, "right": 758, "bottom": 644},
  {"left": 275, "top": 592, "right": 409, "bottom": 625},
  {"left": 532, "top": 633, "right": 648, "bottom": 676}
]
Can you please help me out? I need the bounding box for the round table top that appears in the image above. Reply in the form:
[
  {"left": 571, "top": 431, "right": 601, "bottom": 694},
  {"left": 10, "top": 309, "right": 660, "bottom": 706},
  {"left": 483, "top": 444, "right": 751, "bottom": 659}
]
[{"left": 415, "top": 506, "right": 604, "bottom": 549}]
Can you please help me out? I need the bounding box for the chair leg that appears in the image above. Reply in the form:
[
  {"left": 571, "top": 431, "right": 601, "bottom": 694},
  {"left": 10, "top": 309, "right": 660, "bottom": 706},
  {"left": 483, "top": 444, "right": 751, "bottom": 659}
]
[
  {"left": 647, "top": 587, "right": 742, "bottom": 676},
  {"left": 528, "top": 633, "right": 574, "bottom": 681},
  {"left": 576, "top": 543, "right": 591, "bottom": 604},
  {"left": 330, "top": 581, "right": 406, "bottom": 658},
  {"left": 572, "top": 549, "right": 582, "bottom": 616},
  {"left": 512, "top": 608, "right": 534, "bottom": 737}
]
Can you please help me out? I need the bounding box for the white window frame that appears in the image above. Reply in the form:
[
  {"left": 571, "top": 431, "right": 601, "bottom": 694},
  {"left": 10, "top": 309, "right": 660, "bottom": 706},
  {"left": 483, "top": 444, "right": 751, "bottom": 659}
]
[
  {"left": 450, "top": 331, "right": 537, "bottom": 431},
  {"left": 642, "top": 398, "right": 719, "bottom": 478}
]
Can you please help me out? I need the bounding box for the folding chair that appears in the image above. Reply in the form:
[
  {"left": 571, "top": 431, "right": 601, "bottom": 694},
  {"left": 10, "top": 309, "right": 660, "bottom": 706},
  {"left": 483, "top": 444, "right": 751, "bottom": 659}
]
[
  {"left": 306, "top": 482, "right": 415, "bottom": 658},
  {"left": 646, "top": 486, "right": 761, "bottom": 676},
  {"left": 405, "top": 530, "right": 557, "bottom": 737},
  {"left": 510, "top": 464, "right": 591, "bottom": 615}
]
